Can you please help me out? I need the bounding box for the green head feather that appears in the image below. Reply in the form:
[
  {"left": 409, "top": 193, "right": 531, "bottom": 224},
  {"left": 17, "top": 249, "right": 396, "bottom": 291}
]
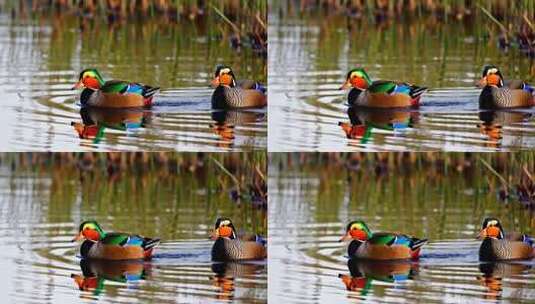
[
  {"left": 78, "top": 68, "right": 105, "bottom": 86},
  {"left": 346, "top": 68, "right": 372, "bottom": 86},
  {"left": 346, "top": 220, "right": 373, "bottom": 238},
  {"left": 78, "top": 220, "right": 106, "bottom": 238}
]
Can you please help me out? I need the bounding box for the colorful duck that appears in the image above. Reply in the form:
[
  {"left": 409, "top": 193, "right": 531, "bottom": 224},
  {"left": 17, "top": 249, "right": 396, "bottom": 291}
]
[
  {"left": 210, "top": 217, "right": 267, "bottom": 261},
  {"left": 211, "top": 65, "right": 267, "bottom": 109},
  {"left": 478, "top": 65, "right": 534, "bottom": 109},
  {"left": 72, "top": 220, "right": 160, "bottom": 260},
  {"left": 339, "top": 220, "right": 427, "bottom": 260},
  {"left": 340, "top": 68, "right": 427, "bottom": 108},
  {"left": 477, "top": 217, "right": 534, "bottom": 261},
  {"left": 72, "top": 68, "right": 159, "bottom": 108}
]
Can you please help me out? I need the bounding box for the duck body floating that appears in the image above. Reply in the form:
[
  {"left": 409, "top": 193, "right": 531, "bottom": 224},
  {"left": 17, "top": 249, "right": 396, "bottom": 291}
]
[
  {"left": 73, "top": 220, "right": 160, "bottom": 261},
  {"left": 73, "top": 69, "right": 159, "bottom": 108}
]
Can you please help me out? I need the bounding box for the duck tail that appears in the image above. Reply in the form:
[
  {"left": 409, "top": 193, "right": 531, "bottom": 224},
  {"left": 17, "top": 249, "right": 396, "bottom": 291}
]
[
  {"left": 410, "top": 238, "right": 428, "bottom": 259},
  {"left": 142, "top": 238, "right": 160, "bottom": 259},
  {"left": 254, "top": 83, "right": 267, "bottom": 94},
  {"left": 142, "top": 87, "right": 159, "bottom": 106},
  {"left": 409, "top": 86, "right": 427, "bottom": 100},
  {"left": 142, "top": 86, "right": 160, "bottom": 99},
  {"left": 523, "top": 83, "right": 535, "bottom": 96},
  {"left": 255, "top": 235, "right": 267, "bottom": 246}
]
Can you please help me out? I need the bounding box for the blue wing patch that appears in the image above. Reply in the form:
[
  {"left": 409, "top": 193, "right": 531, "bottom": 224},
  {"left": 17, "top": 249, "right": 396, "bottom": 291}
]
[
  {"left": 392, "top": 84, "right": 411, "bottom": 96},
  {"left": 125, "top": 235, "right": 144, "bottom": 246},
  {"left": 125, "top": 84, "right": 144, "bottom": 95}
]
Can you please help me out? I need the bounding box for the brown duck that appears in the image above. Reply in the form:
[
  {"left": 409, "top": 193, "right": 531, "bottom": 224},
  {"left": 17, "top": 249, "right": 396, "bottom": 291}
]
[
  {"left": 478, "top": 217, "right": 534, "bottom": 261},
  {"left": 211, "top": 65, "right": 267, "bottom": 109},
  {"left": 210, "top": 217, "right": 267, "bottom": 261},
  {"left": 478, "top": 65, "right": 535, "bottom": 109}
]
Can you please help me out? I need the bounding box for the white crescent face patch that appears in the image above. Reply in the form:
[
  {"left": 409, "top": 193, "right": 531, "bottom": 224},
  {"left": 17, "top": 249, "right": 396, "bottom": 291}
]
[
  {"left": 487, "top": 219, "right": 499, "bottom": 227},
  {"left": 486, "top": 68, "right": 498, "bottom": 75},
  {"left": 219, "top": 219, "right": 232, "bottom": 227},
  {"left": 219, "top": 68, "right": 231, "bottom": 75}
]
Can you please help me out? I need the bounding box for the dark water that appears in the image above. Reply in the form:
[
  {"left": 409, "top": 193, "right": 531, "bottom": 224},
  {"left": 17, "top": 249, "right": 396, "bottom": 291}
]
[
  {"left": 268, "top": 9, "right": 535, "bottom": 151},
  {"left": 0, "top": 12, "right": 266, "bottom": 151},
  {"left": 268, "top": 157, "right": 535, "bottom": 303},
  {"left": 0, "top": 156, "right": 267, "bottom": 303}
]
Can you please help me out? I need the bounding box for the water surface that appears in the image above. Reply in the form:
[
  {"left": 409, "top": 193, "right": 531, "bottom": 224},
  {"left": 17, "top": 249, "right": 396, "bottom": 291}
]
[
  {"left": 0, "top": 11, "right": 266, "bottom": 151},
  {"left": 268, "top": 9, "right": 535, "bottom": 151},
  {"left": 268, "top": 156, "right": 535, "bottom": 303},
  {"left": 0, "top": 155, "right": 267, "bottom": 303}
]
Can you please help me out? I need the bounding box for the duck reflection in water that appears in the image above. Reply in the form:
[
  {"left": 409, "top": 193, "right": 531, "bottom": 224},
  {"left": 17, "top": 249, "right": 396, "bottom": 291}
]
[
  {"left": 211, "top": 262, "right": 266, "bottom": 301},
  {"left": 71, "top": 107, "right": 152, "bottom": 143},
  {"left": 339, "top": 106, "right": 419, "bottom": 143},
  {"left": 71, "top": 259, "right": 150, "bottom": 295},
  {"left": 339, "top": 258, "right": 418, "bottom": 294},
  {"left": 477, "top": 262, "right": 532, "bottom": 301},
  {"left": 210, "top": 110, "right": 266, "bottom": 148},
  {"left": 477, "top": 110, "right": 532, "bottom": 148}
]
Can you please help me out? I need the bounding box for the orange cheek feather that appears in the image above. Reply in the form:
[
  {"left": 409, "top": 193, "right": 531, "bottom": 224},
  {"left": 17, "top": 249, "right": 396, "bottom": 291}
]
[
  {"left": 83, "top": 229, "right": 100, "bottom": 241},
  {"left": 211, "top": 77, "right": 220, "bottom": 87},
  {"left": 349, "top": 229, "right": 368, "bottom": 240},
  {"left": 219, "top": 226, "right": 233, "bottom": 238},
  {"left": 84, "top": 77, "right": 100, "bottom": 89},
  {"left": 351, "top": 77, "right": 368, "bottom": 89},
  {"left": 220, "top": 74, "right": 233, "bottom": 86},
  {"left": 486, "top": 74, "right": 501, "bottom": 86},
  {"left": 485, "top": 226, "right": 501, "bottom": 238}
]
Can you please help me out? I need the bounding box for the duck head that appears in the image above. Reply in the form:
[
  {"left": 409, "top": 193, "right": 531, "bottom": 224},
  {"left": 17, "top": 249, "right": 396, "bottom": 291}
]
[
  {"left": 211, "top": 217, "right": 237, "bottom": 240},
  {"left": 73, "top": 68, "right": 105, "bottom": 90},
  {"left": 339, "top": 220, "right": 373, "bottom": 242},
  {"left": 73, "top": 220, "right": 106, "bottom": 242},
  {"left": 340, "top": 68, "right": 372, "bottom": 91},
  {"left": 479, "top": 65, "right": 504, "bottom": 88},
  {"left": 478, "top": 217, "right": 504, "bottom": 240},
  {"left": 211, "top": 65, "right": 236, "bottom": 88}
]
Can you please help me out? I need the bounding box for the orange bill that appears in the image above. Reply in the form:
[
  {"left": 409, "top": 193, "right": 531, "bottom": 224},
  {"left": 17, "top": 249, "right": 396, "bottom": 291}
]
[
  {"left": 339, "top": 80, "right": 352, "bottom": 90},
  {"left": 72, "top": 81, "right": 83, "bottom": 90},
  {"left": 72, "top": 231, "right": 83, "bottom": 242},
  {"left": 211, "top": 77, "right": 220, "bottom": 88},
  {"left": 339, "top": 231, "right": 353, "bottom": 242}
]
